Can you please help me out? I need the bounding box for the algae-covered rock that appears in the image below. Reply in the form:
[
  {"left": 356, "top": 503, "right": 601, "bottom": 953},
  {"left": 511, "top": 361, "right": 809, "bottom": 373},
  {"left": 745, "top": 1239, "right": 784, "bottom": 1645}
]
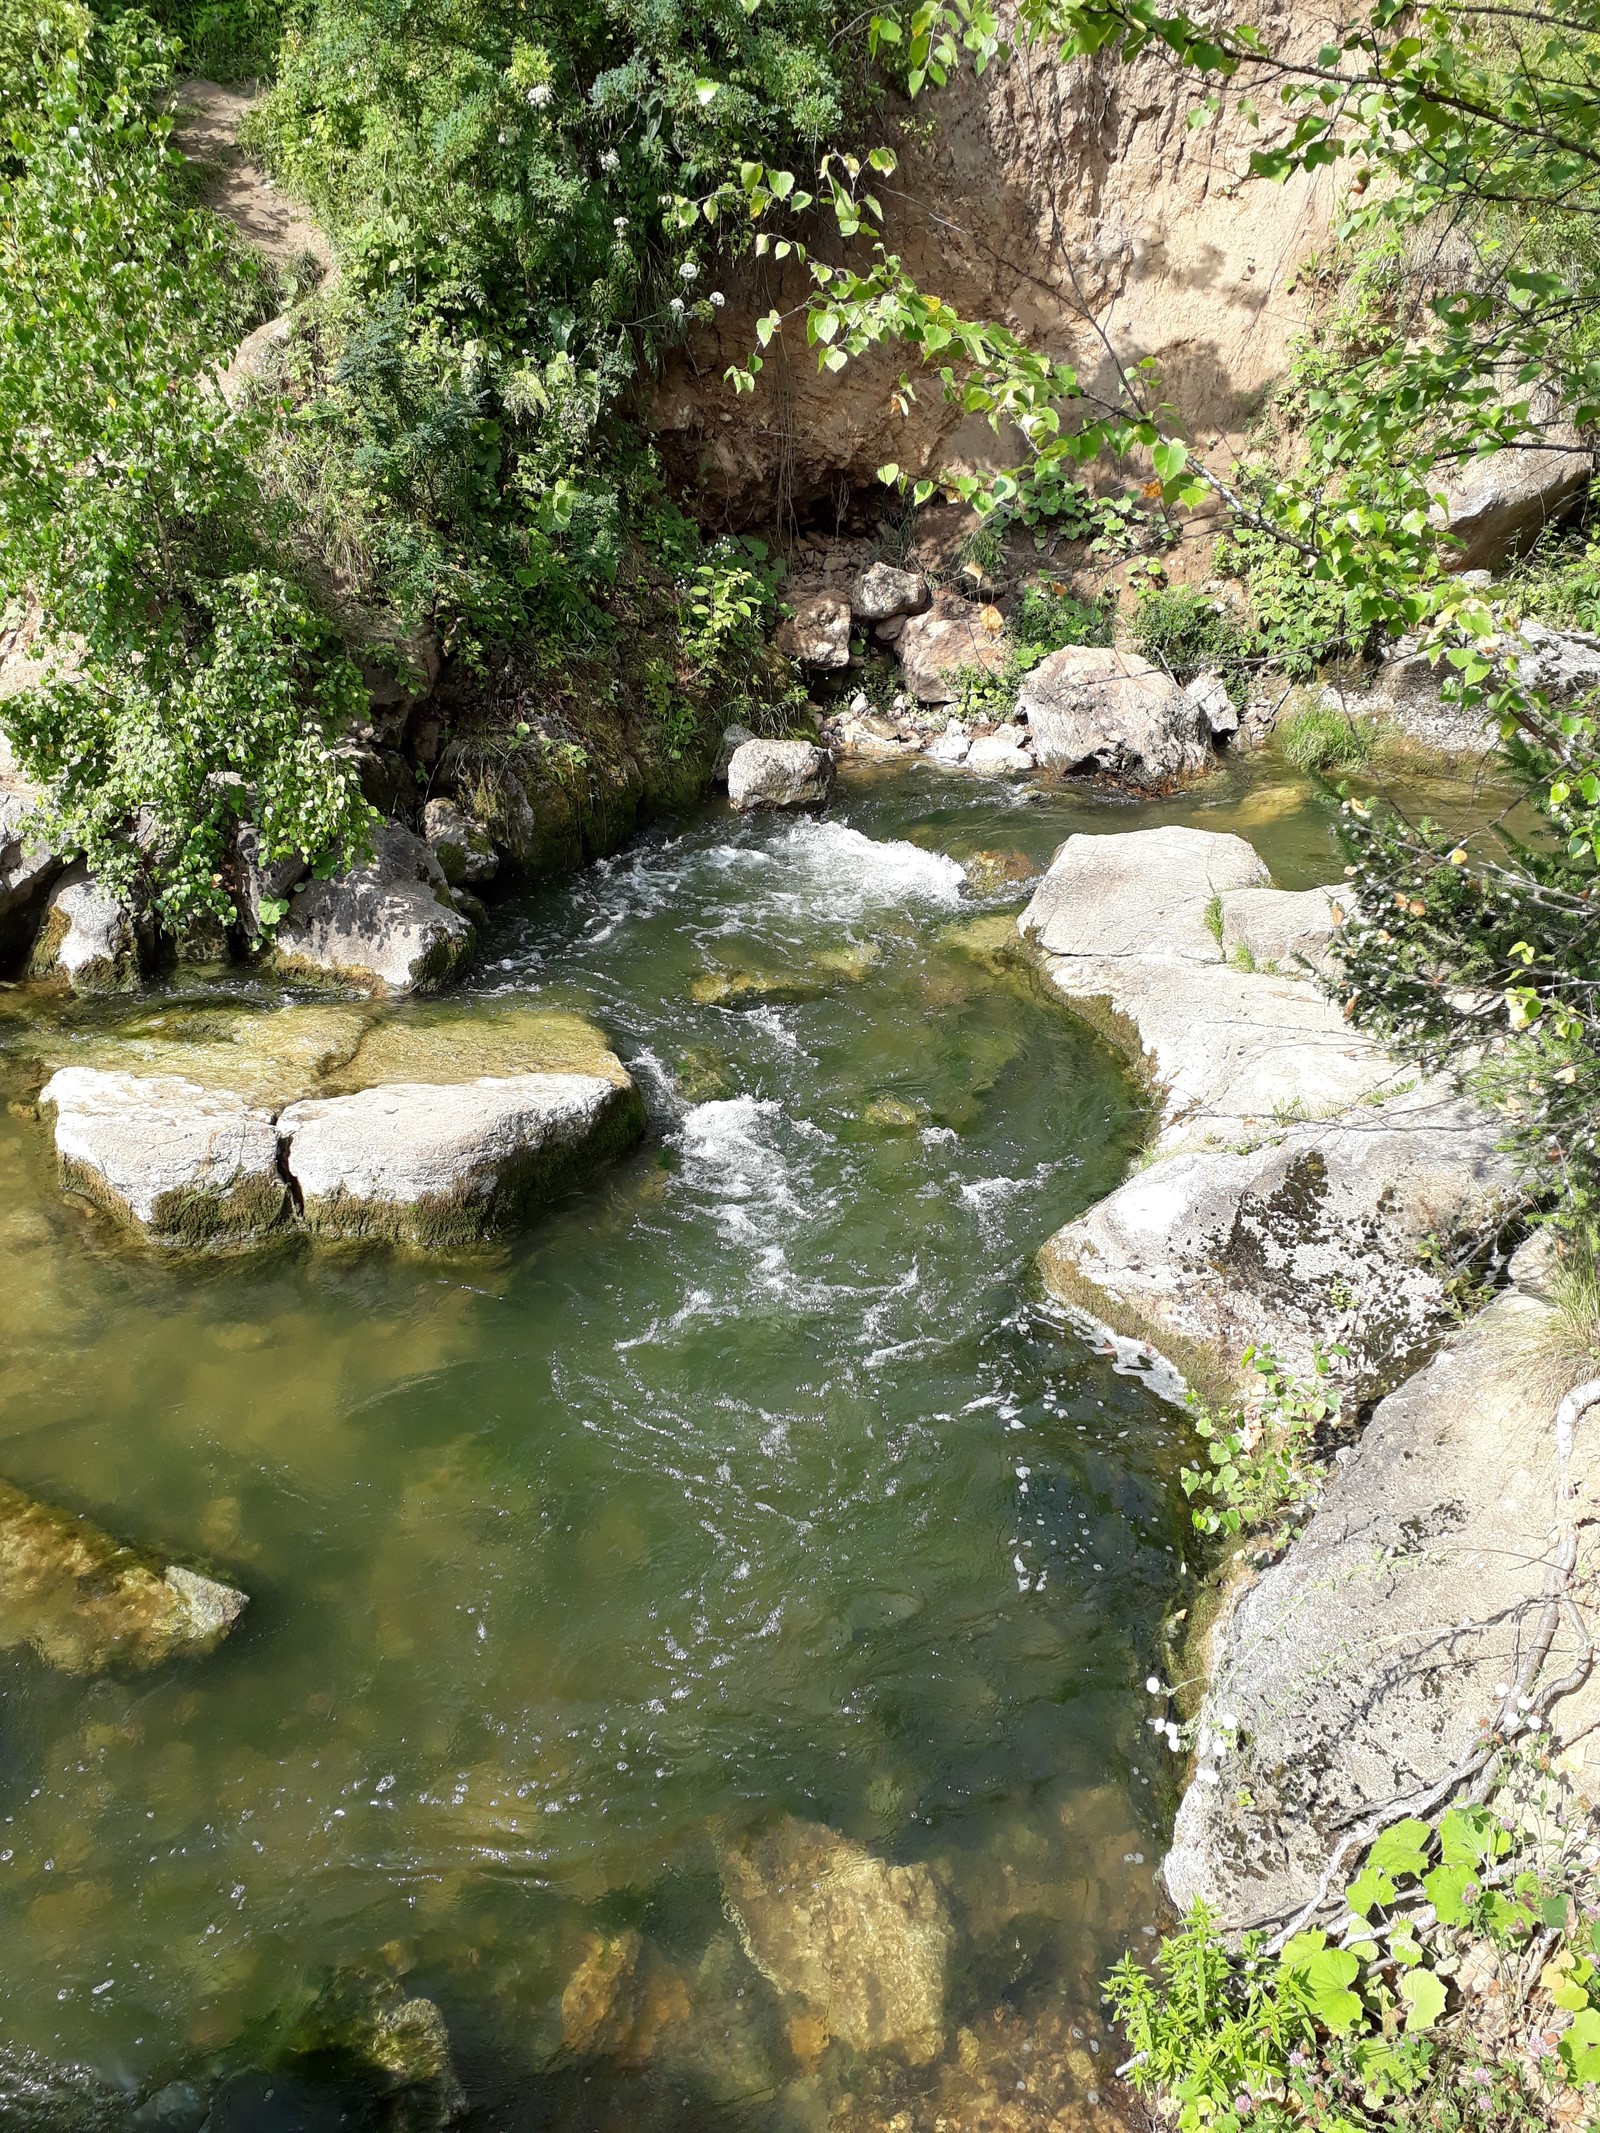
[
  {"left": 560, "top": 1930, "right": 692, "bottom": 2065},
  {"left": 0, "top": 1478, "right": 247, "bottom": 1675},
  {"left": 689, "top": 944, "right": 878, "bottom": 1009},
  {"left": 273, "top": 826, "right": 477, "bottom": 995},
  {"left": 278, "top": 1070, "right": 645, "bottom": 1244},
  {"left": 29, "top": 862, "right": 149, "bottom": 996},
  {"left": 721, "top": 1818, "right": 953, "bottom": 2065},
  {"left": 327, "top": 1002, "right": 630, "bottom": 1093},
  {"left": 422, "top": 798, "right": 498, "bottom": 888},
  {"left": 292, "top": 1983, "right": 466, "bottom": 2131},
  {"left": 39, "top": 1067, "right": 288, "bottom": 1247}
]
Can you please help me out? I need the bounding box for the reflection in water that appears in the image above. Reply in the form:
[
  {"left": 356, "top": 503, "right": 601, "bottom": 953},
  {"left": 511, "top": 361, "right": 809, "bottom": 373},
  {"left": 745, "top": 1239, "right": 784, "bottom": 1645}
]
[{"left": 0, "top": 754, "right": 1512, "bottom": 2129}]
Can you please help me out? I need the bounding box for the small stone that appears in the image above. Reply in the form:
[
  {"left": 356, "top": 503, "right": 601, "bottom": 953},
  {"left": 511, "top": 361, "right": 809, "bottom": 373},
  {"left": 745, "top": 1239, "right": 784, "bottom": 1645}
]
[
  {"left": 28, "top": 861, "right": 149, "bottom": 995},
  {"left": 1185, "top": 671, "right": 1238, "bottom": 737}
]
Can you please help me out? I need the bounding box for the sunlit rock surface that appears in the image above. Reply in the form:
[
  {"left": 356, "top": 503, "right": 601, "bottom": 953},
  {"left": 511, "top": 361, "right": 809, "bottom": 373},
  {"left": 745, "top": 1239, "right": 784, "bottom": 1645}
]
[
  {"left": 727, "top": 739, "right": 835, "bottom": 812},
  {"left": 273, "top": 825, "right": 477, "bottom": 995},
  {"left": 278, "top": 1072, "right": 645, "bottom": 1245},
  {"left": 29, "top": 862, "right": 149, "bottom": 996},
  {"left": 39, "top": 1067, "right": 288, "bottom": 1247},
  {"left": 722, "top": 1818, "right": 953, "bottom": 2066},
  {"left": 0, "top": 1478, "right": 246, "bottom": 1675}
]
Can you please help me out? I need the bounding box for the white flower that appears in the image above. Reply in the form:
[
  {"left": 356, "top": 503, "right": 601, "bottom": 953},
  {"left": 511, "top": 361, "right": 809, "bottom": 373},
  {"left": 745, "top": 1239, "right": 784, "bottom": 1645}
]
[
  {"left": 679, "top": 260, "right": 699, "bottom": 280},
  {"left": 710, "top": 291, "right": 725, "bottom": 308},
  {"left": 526, "top": 82, "right": 551, "bottom": 108},
  {"left": 613, "top": 216, "right": 629, "bottom": 233},
  {"left": 669, "top": 296, "right": 685, "bottom": 313},
  {"left": 1145, "top": 1676, "right": 1162, "bottom": 1695},
  {"left": 599, "top": 148, "right": 620, "bottom": 173}
]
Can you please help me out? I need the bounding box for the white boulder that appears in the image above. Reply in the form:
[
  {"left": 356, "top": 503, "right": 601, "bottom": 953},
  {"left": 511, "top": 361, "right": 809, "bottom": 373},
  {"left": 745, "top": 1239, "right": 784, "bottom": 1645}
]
[
  {"left": 278, "top": 1071, "right": 645, "bottom": 1245},
  {"left": 964, "top": 725, "right": 1034, "bottom": 775},
  {"left": 28, "top": 862, "right": 149, "bottom": 994},
  {"left": 39, "top": 1068, "right": 288, "bottom": 1247},
  {"left": 1020, "top": 647, "right": 1211, "bottom": 786},
  {"left": 727, "top": 739, "right": 834, "bottom": 812},
  {"left": 274, "top": 824, "right": 476, "bottom": 995},
  {"left": 422, "top": 797, "right": 498, "bottom": 887}
]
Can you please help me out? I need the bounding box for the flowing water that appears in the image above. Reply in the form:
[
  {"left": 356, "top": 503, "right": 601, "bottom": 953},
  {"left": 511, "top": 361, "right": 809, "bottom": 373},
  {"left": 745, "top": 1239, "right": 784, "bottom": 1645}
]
[{"left": 0, "top": 752, "right": 1517, "bottom": 2132}]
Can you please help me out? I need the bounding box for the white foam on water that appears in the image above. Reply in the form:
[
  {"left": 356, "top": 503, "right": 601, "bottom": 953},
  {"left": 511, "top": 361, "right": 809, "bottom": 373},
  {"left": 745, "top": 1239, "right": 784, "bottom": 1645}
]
[{"left": 684, "top": 819, "right": 967, "bottom": 932}]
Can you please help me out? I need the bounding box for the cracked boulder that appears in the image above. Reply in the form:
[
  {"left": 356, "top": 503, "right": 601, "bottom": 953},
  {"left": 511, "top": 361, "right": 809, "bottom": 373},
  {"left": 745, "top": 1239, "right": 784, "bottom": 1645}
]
[
  {"left": 39, "top": 1067, "right": 289, "bottom": 1247},
  {"left": 0, "top": 1477, "right": 246, "bottom": 1676},
  {"left": 1165, "top": 1236, "right": 1600, "bottom": 1932},
  {"left": 1020, "top": 647, "right": 1212, "bottom": 787},
  {"left": 722, "top": 1818, "right": 953, "bottom": 2065},
  {"left": 277, "top": 1069, "right": 645, "bottom": 1245},
  {"left": 850, "top": 562, "right": 929, "bottom": 623},
  {"left": 273, "top": 824, "right": 477, "bottom": 994}
]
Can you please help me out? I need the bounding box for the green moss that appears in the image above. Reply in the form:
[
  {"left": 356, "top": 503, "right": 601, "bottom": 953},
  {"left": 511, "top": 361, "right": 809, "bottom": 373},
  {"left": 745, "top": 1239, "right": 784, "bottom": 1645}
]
[{"left": 328, "top": 1001, "right": 629, "bottom": 1092}]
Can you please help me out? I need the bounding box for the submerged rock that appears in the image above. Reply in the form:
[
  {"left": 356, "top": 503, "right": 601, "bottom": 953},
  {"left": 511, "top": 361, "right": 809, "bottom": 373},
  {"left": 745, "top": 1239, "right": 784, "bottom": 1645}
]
[
  {"left": 721, "top": 1817, "right": 953, "bottom": 2065},
  {"left": 422, "top": 798, "right": 498, "bottom": 888},
  {"left": 29, "top": 861, "right": 149, "bottom": 995},
  {"left": 727, "top": 739, "right": 835, "bottom": 812},
  {"left": 689, "top": 944, "right": 878, "bottom": 1009},
  {"left": 39, "top": 1068, "right": 288, "bottom": 1247},
  {"left": 274, "top": 825, "right": 477, "bottom": 995},
  {"left": 895, "top": 590, "right": 1009, "bottom": 706},
  {"left": 278, "top": 1071, "right": 645, "bottom": 1244},
  {"left": 0, "top": 1477, "right": 246, "bottom": 1676},
  {"left": 560, "top": 1930, "right": 692, "bottom": 2065},
  {"left": 1020, "top": 647, "right": 1211, "bottom": 787}
]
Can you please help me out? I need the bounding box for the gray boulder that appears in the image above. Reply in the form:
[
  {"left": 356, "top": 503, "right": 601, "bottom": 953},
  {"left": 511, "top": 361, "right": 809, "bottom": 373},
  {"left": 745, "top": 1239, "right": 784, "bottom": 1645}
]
[
  {"left": 0, "top": 1474, "right": 247, "bottom": 1676},
  {"left": 277, "top": 1070, "right": 646, "bottom": 1245},
  {"left": 274, "top": 824, "right": 476, "bottom": 995},
  {"left": 233, "top": 821, "right": 308, "bottom": 937},
  {"left": 1511, "top": 617, "right": 1600, "bottom": 701},
  {"left": 850, "top": 561, "right": 929, "bottom": 623},
  {"left": 727, "top": 739, "right": 834, "bottom": 812},
  {"left": 0, "top": 776, "right": 62, "bottom": 969},
  {"left": 1165, "top": 1237, "right": 1598, "bottom": 1932},
  {"left": 422, "top": 797, "right": 498, "bottom": 887},
  {"left": 39, "top": 1067, "right": 289, "bottom": 1247},
  {"left": 712, "top": 722, "right": 758, "bottom": 785},
  {"left": 895, "top": 589, "right": 1009, "bottom": 705},
  {"left": 1020, "top": 647, "right": 1212, "bottom": 786},
  {"left": 28, "top": 861, "right": 149, "bottom": 994},
  {"left": 964, "top": 725, "right": 1034, "bottom": 775},
  {"left": 721, "top": 1818, "right": 953, "bottom": 2064},
  {"left": 776, "top": 592, "right": 851, "bottom": 671},
  {"left": 1186, "top": 671, "right": 1238, "bottom": 737},
  {"left": 1436, "top": 404, "right": 1591, "bottom": 571}
]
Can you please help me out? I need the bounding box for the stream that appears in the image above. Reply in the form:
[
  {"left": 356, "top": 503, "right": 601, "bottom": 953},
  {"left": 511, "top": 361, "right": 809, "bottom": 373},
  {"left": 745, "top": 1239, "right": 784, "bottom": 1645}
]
[{"left": 0, "top": 753, "right": 1514, "bottom": 2131}]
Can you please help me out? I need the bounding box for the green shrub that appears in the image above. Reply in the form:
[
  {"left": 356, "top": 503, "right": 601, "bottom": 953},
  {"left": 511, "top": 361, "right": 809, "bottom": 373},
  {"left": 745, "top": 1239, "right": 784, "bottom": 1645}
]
[
  {"left": 1180, "top": 1347, "right": 1340, "bottom": 1559},
  {"left": 1130, "top": 583, "right": 1256, "bottom": 699},
  {"left": 1277, "top": 704, "right": 1373, "bottom": 774},
  {"left": 1014, "top": 579, "right": 1114, "bottom": 652},
  {"left": 1216, "top": 518, "right": 1368, "bottom": 678}
]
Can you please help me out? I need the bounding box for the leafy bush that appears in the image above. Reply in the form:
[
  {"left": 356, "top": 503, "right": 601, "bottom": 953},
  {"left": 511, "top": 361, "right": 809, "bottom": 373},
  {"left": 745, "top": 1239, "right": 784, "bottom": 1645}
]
[
  {"left": 1109, "top": 1775, "right": 1600, "bottom": 2133},
  {"left": 1014, "top": 579, "right": 1114, "bottom": 652},
  {"left": 1216, "top": 518, "right": 1368, "bottom": 678},
  {"left": 1277, "top": 705, "right": 1373, "bottom": 774},
  {"left": 1130, "top": 583, "right": 1256, "bottom": 700},
  {"left": 1180, "top": 1347, "right": 1341, "bottom": 1557}
]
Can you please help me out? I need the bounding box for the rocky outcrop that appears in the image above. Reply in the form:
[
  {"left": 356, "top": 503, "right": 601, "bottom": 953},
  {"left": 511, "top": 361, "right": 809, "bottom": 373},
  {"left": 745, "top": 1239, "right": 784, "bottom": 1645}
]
[
  {"left": 40, "top": 1068, "right": 289, "bottom": 1247},
  {"left": 1021, "top": 647, "right": 1211, "bottom": 786},
  {"left": 29, "top": 861, "right": 149, "bottom": 994},
  {"left": 277, "top": 1070, "right": 646, "bottom": 1245},
  {"left": 1164, "top": 1235, "right": 1600, "bottom": 1932},
  {"left": 0, "top": 1477, "right": 246, "bottom": 1676},
  {"left": 1435, "top": 392, "right": 1592, "bottom": 571},
  {"left": 776, "top": 591, "right": 852, "bottom": 669},
  {"left": 721, "top": 1818, "right": 953, "bottom": 2065},
  {"left": 727, "top": 738, "right": 835, "bottom": 811},
  {"left": 650, "top": 7, "right": 1337, "bottom": 517},
  {"left": 274, "top": 825, "right": 477, "bottom": 994},
  {"left": 895, "top": 590, "right": 1009, "bottom": 705},
  {"left": 1020, "top": 827, "right": 1522, "bottom": 1392},
  {"left": 422, "top": 797, "right": 498, "bottom": 887}
]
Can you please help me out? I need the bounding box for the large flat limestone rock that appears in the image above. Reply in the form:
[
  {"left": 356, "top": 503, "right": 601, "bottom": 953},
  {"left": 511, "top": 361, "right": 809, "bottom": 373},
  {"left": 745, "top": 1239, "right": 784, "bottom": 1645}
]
[
  {"left": 39, "top": 1067, "right": 288, "bottom": 1247},
  {"left": 1020, "top": 827, "right": 1521, "bottom": 1392},
  {"left": 0, "top": 1478, "right": 247, "bottom": 1676},
  {"left": 1164, "top": 1240, "right": 1600, "bottom": 1932},
  {"left": 278, "top": 1072, "right": 645, "bottom": 1244}
]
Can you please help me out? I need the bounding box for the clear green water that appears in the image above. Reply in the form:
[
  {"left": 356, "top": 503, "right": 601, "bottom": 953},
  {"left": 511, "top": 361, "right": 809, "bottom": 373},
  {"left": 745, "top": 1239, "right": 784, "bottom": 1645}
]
[{"left": 0, "top": 751, "right": 1513, "bottom": 2131}]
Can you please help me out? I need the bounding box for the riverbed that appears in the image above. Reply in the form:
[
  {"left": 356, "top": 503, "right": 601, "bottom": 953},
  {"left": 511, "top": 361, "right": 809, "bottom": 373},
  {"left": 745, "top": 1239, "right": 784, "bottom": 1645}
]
[{"left": 0, "top": 749, "right": 1514, "bottom": 2130}]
